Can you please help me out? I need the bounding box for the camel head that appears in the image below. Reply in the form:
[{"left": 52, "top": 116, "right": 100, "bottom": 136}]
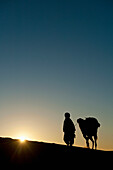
[
  {"left": 77, "top": 118, "right": 84, "bottom": 124},
  {"left": 77, "top": 118, "right": 86, "bottom": 137},
  {"left": 77, "top": 118, "right": 85, "bottom": 129}
]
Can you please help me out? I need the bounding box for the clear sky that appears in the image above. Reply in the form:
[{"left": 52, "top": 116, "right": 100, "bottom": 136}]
[{"left": 0, "top": 0, "right": 113, "bottom": 150}]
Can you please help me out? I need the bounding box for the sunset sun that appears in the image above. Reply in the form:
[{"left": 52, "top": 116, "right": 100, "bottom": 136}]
[{"left": 19, "top": 136, "right": 26, "bottom": 142}]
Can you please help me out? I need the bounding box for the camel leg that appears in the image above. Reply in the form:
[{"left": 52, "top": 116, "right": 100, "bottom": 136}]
[
  {"left": 89, "top": 136, "right": 94, "bottom": 149},
  {"left": 86, "top": 138, "right": 89, "bottom": 148},
  {"left": 94, "top": 135, "right": 97, "bottom": 149}
]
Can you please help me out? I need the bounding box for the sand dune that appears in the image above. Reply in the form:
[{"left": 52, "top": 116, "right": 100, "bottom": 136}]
[{"left": 0, "top": 137, "right": 112, "bottom": 168}]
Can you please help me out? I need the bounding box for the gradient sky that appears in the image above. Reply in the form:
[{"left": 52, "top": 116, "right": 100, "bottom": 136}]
[{"left": 0, "top": 0, "right": 113, "bottom": 150}]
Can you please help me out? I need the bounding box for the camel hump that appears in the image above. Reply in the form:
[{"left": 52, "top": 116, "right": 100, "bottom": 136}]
[{"left": 85, "top": 117, "right": 100, "bottom": 128}]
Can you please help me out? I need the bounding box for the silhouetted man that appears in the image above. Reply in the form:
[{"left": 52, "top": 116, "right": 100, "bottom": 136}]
[{"left": 63, "top": 112, "right": 76, "bottom": 146}]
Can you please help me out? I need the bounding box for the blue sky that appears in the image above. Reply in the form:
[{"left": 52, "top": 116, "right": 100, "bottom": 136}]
[{"left": 0, "top": 0, "right": 113, "bottom": 150}]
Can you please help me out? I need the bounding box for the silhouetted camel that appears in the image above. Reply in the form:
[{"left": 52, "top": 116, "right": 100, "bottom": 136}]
[{"left": 77, "top": 117, "right": 100, "bottom": 149}]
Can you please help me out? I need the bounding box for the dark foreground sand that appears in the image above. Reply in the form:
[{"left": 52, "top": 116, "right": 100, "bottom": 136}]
[{"left": 0, "top": 137, "right": 112, "bottom": 168}]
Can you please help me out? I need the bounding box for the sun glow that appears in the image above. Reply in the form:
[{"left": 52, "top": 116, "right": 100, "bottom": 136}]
[{"left": 19, "top": 136, "right": 26, "bottom": 142}]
